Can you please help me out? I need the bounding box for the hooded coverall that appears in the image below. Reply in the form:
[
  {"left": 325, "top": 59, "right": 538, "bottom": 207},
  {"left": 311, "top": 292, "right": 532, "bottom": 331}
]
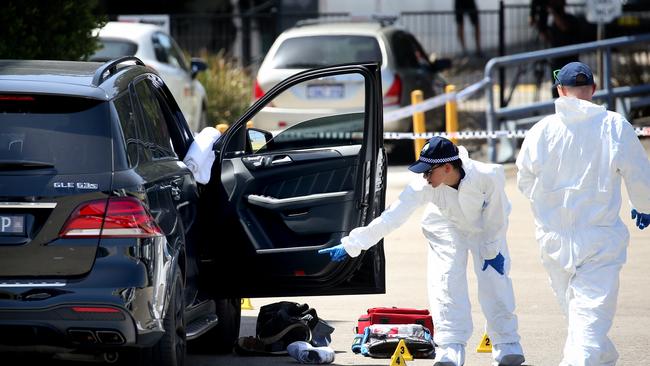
[
  {"left": 516, "top": 96, "right": 650, "bottom": 365},
  {"left": 342, "top": 147, "right": 520, "bottom": 353}
]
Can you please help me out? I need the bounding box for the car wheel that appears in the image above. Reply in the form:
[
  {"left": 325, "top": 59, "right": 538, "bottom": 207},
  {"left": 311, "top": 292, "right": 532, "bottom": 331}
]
[
  {"left": 140, "top": 269, "right": 186, "bottom": 366},
  {"left": 190, "top": 297, "right": 241, "bottom": 353}
]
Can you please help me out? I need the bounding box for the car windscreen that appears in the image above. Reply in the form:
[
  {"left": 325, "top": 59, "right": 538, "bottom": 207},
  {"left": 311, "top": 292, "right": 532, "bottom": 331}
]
[
  {"left": 0, "top": 95, "right": 112, "bottom": 174},
  {"left": 269, "top": 36, "right": 382, "bottom": 69},
  {"left": 89, "top": 39, "right": 138, "bottom": 62}
]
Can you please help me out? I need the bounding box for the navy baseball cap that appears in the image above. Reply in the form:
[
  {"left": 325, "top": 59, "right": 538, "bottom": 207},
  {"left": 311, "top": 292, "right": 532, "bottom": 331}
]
[
  {"left": 553, "top": 62, "right": 594, "bottom": 87},
  {"left": 408, "top": 136, "right": 460, "bottom": 173}
]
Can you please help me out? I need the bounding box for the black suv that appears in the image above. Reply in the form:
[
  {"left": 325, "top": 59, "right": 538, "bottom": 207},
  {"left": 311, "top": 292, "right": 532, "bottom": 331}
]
[{"left": 0, "top": 57, "right": 387, "bottom": 364}]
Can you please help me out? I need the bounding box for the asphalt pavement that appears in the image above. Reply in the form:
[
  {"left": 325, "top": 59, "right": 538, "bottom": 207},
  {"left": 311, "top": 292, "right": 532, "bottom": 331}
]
[{"left": 190, "top": 158, "right": 650, "bottom": 366}]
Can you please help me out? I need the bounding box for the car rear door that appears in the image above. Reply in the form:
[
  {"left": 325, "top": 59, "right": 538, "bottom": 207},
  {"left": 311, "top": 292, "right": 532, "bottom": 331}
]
[{"left": 199, "top": 63, "right": 387, "bottom": 298}]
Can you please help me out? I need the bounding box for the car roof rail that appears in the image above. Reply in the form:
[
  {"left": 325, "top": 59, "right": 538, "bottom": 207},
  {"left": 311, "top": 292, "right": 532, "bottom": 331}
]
[
  {"left": 294, "top": 14, "right": 398, "bottom": 28},
  {"left": 92, "top": 56, "right": 145, "bottom": 87}
]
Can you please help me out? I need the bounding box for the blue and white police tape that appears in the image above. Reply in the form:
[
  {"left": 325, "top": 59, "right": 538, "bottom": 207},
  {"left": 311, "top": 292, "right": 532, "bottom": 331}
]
[{"left": 269, "top": 127, "right": 650, "bottom": 141}]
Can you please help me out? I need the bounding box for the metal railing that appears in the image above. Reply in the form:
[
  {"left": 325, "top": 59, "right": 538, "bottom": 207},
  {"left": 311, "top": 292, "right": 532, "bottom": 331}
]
[{"left": 484, "top": 33, "right": 650, "bottom": 162}]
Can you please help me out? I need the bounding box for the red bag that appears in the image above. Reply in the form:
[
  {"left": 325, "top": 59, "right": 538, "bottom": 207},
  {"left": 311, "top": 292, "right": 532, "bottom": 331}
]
[{"left": 356, "top": 307, "right": 434, "bottom": 335}]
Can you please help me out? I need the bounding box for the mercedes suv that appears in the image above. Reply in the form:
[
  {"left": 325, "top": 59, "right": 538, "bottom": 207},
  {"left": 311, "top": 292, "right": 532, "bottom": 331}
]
[{"left": 0, "top": 57, "right": 387, "bottom": 365}]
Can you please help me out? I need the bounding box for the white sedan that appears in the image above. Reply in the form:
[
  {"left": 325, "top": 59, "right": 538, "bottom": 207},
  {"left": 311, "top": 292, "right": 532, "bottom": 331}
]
[{"left": 91, "top": 21, "right": 208, "bottom": 133}]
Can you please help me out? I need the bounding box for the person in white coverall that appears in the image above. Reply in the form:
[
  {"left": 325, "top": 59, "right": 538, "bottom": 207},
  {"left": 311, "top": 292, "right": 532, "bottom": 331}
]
[
  {"left": 319, "top": 137, "right": 525, "bottom": 366},
  {"left": 516, "top": 62, "right": 650, "bottom": 366}
]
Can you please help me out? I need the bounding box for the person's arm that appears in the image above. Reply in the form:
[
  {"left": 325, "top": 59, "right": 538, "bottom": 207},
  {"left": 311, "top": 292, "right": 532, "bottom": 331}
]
[
  {"left": 340, "top": 180, "right": 429, "bottom": 257},
  {"left": 516, "top": 133, "right": 538, "bottom": 201},
  {"left": 480, "top": 166, "right": 510, "bottom": 261},
  {"left": 617, "top": 120, "right": 650, "bottom": 214}
]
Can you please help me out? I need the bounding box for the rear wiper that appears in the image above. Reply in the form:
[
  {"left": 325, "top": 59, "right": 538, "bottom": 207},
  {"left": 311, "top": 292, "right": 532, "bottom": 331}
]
[{"left": 0, "top": 160, "right": 55, "bottom": 170}]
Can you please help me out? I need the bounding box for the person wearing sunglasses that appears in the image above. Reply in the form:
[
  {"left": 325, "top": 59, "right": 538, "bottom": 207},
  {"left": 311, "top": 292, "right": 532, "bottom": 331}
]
[
  {"left": 319, "top": 136, "right": 524, "bottom": 366},
  {"left": 516, "top": 61, "right": 650, "bottom": 365}
]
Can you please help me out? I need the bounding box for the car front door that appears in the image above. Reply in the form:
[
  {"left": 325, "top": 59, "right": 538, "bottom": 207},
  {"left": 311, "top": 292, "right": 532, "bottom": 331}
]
[{"left": 198, "top": 63, "right": 387, "bottom": 298}]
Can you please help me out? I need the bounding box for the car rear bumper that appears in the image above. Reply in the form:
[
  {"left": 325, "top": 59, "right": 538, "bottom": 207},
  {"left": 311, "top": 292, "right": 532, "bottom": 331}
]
[{"left": 0, "top": 236, "right": 177, "bottom": 353}]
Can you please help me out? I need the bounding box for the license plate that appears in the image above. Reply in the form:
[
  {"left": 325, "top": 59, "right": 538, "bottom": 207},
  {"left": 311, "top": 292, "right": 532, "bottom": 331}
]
[
  {"left": 0, "top": 215, "right": 25, "bottom": 235},
  {"left": 307, "top": 84, "right": 344, "bottom": 99}
]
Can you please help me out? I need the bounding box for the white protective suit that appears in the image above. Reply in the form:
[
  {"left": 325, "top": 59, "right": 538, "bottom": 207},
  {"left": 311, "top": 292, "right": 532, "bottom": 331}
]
[
  {"left": 342, "top": 146, "right": 520, "bottom": 348},
  {"left": 183, "top": 127, "right": 222, "bottom": 184},
  {"left": 516, "top": 96, "right": 650, "bottom": 366}
]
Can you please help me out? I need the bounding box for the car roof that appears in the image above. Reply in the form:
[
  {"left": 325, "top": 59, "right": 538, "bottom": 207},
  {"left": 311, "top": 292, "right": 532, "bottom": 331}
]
[
  {"left": 0, "top": 59, "right": 149, "bottom": 100},
  {"left": 280, "top": 22, "right": 396, "bottom": 38},
  {"left": 97, "top": 21, "right": 163, "bottom": 40}
]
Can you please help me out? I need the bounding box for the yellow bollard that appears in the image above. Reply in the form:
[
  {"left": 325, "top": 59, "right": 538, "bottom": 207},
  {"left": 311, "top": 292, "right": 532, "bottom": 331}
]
[
  {"left": 445, "top": 84, "right": 459, "bottom": 145},
  {"left": 411, "top": 90, "right": 426, "bottom": 159}
]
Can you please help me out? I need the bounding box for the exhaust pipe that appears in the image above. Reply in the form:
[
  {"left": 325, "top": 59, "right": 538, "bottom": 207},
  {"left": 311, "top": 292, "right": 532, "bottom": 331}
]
[{"left": 103, "top": 351, "right": 119, "bottom": 363}]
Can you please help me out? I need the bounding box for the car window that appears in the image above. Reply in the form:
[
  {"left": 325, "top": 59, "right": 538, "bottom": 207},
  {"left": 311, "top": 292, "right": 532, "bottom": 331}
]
[
  {"left": 133, "top": 80, "right": 177, "bottom": 161},
  {"left": 113, "top": 92, "right": 139, "bottom": 167},
  {"left": 247, "top": 74, "right": 365, "bottom": 153},
  {"left": 269, "top": 36, "right": 382, "bottom": 68},
  {"left": 90, "top": 39, "right": 138, "bottom": 61},
  {"left": 152, "top": 32, "right": 189, "bottom": 72},
  {"left": 0, "top": 96, "right": 111, "bottom": 174},
  {"left": 390, "top": 31, "right": 430, "bottom": 69}
]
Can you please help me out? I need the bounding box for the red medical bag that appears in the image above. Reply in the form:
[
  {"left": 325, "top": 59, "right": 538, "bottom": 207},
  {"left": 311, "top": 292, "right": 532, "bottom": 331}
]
[{"left": 356, "top": 307, "right": 434, "bottom": 335}]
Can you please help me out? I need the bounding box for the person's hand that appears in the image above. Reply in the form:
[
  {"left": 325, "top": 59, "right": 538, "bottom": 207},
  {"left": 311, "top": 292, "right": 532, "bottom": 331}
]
[
  {"left": 482, "top": 252, "right": 505, "bottom": 275},
  {"left": 631, "top": 209, "right": 650, "bottom": 230},
  {"left": 318, "top": 244, "right": 349, "bottom": 262}
]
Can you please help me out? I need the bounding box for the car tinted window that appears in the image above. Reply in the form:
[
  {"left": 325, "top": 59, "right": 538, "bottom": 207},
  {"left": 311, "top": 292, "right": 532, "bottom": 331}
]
[
  {"left": 113, "top": 92, "right": 139, "bottom": 167},
  {"left": 390, "top": 31, "right": 429, "bottom": 69},
  {"left": 270, "top": 36, "right": 382, "bottom": 68},
  {"left": 0, "top": 96, "right": 111, "bottom": 174},
  {"left": 90, "top": 39, "right": 138, "bottom": 61},
  {"left": 133, "top": 80, "right": 177, "bottom": 161}
]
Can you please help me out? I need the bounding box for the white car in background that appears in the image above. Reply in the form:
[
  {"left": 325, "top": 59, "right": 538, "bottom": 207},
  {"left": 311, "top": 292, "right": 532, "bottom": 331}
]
[
  {"left": 253, "top": 20, "right": 450, "bottom": 146},
  {"left": 91, "top": 21, "right": 209, "bottom": 132}
]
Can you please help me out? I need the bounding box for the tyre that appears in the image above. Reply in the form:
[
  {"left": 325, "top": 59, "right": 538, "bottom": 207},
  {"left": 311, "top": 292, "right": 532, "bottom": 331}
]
[
  {"left": 138, "top": 269, "right": 186, "bottom": 366},
  {"left": 190, "top": 297, "right": 241, "bottom": 354}
]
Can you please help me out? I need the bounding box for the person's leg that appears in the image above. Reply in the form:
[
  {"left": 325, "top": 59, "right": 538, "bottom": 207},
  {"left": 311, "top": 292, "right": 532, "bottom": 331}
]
[
  {"left": 471, "top": 240, "right": 523, "bottom": 365},
  {"left": 468, "top": 8, "right": 482, "bottom": 55},
  {"left": 561, "top": 259, "right": 622, "bottom": 366},
  {"left": 454, "top": 1, "right": 467, "bottom": 55},
  {"left": 426, "top": 232, "right": 470, "bottom": 366}
]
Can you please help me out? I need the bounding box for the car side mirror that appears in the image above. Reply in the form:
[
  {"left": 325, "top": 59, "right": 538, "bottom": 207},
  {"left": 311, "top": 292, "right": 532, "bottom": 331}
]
[
  {"left": 430, "top": 58, "right": 452, "bottom": 73},
  {"left": 247, "top": 128, "right": 273, "bottom": 153},
  {"left": 191, "top": 58, "right": 208, "bottom": 79}
]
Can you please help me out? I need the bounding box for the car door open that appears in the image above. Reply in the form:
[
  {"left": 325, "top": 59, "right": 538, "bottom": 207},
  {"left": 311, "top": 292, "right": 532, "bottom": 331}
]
[{"left": 198, "top": 64, "right": 387, "bottom": 297}]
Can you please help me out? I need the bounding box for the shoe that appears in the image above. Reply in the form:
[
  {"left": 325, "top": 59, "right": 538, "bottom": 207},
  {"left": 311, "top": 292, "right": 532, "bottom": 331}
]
[
  {"left": 433, "top": 343, "right": 465, "bottom": 366},
  {"left": 287, "top": 341, "right": 335, "bottom": 364},
  {"left": 493, "top": 342, "right": 525, "bottom": 366}
]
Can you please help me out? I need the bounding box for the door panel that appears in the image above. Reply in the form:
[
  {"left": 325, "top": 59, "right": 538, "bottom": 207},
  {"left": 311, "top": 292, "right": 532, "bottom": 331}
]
[{"left": 201, "top": 64, "right": 386, "bottom": 297}]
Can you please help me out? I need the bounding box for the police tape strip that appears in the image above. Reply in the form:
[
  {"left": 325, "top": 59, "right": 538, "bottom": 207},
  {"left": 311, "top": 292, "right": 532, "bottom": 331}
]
[
  {"left": 383, "top": 127, "right": 650, "bottom": 140},
  {"left": 383, "top": 78, "right": 491, "bottom": 123},
  {"left": 271, "top": 127, "right": 650, "bottom": 142}
]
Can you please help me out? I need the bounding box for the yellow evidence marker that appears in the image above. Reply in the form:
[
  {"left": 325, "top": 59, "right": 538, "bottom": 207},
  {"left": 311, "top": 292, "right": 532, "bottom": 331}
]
[
  {"left": 390, "top": 353, "right": 407, "bottom": 366},
  {"left": 395, "top": 339, "right": 414, "bottom": 361},
  {"left": 476, "top": 332, "right": 492, "bottom": 353},
  {"left": 241, "top": 298, "right": 254, "bottom": 310}
]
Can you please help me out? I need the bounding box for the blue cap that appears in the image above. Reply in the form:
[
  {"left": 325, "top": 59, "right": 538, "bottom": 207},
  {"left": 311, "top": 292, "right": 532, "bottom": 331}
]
[
  {"left": 554, "top": 62, "right": 594, "bottom": 87},
  {"left": 408, "top": 136, "right": 459, "bottom": 173}
]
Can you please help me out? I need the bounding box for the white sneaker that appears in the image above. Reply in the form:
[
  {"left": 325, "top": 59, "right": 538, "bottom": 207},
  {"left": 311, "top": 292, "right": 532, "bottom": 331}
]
[
  {"left": 492, "top": 342, "right": 525, "bottom": 366},
  {"left": 433, "top": 343, "right": 465, "bottom": 366},
  {"left": 287, "top": 341, "right": 335, "bottom": 364}
]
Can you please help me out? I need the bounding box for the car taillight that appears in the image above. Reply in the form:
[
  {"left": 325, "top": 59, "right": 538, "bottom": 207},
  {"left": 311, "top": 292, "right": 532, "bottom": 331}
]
[
  {"left": 0, "top": 95, "right": 35, "bottom": 101},
  {"left": 59, "top": 197, "right": 162, "bottom": 238},
  {"left": 384, "top": 74, "right": 402, "bottom": 106},
  {"left": 253, "top": 80, "right": 265, "bottom": 100}
]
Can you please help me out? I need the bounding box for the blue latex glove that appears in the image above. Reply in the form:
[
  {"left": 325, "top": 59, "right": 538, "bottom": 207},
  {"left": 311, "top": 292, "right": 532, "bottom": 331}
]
[
  {"left": 481, "top": 252, "right": 505, "bottom": 275},
  {"left": 631, "top": 209, "right": 650, "bottom": 230},
  {"left": 318, "top": 244, "right": 349, "bottom": 262}
]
